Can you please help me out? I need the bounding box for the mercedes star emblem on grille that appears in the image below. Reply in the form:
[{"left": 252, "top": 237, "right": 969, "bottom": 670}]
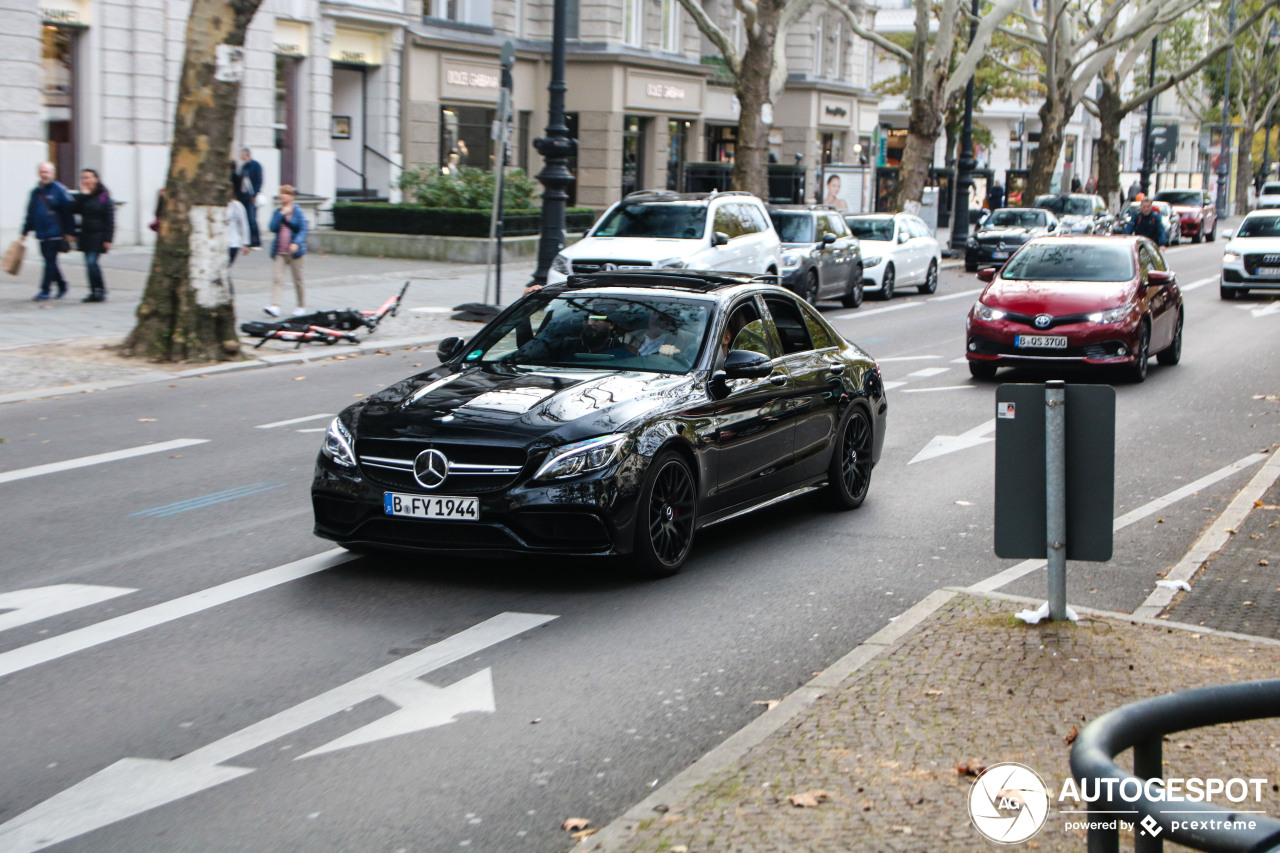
[
  {"left": 1034, "top": 314, "right": 1053, "bottom": 329},
  {"left": 603, "top": 263, "right": 618, "bottom": 271},
  {"left": 413, "top": 448, "right": 450, "bottom": 489}
]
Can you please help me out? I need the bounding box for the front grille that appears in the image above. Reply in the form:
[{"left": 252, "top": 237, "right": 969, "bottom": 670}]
[
  {"left": 1244, "top": 254, "right": 1280, "bottom": 276},
  {"left": 356, "top": 438, "right": 527, "bottom": 494},
  {"left": 571, "top": 259, "right": 654, "bottom": 274},
  {"left": 357, "top": 518, "right": 524, "bottom": 549},
  {"left": 995, "top": 311, "right": 1094, "bottom": 331},
  {"left": 970, "top": 336, "right": 1126, "bottom": 359}
]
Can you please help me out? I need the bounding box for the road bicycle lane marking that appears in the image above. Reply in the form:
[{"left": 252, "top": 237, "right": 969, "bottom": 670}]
[
  {"left": 0, "top": 550, "right": 353, "bottom": 679},
  {"left": 968, "top": 451, "right": 1270, "bottom": 593},
  {"left": 130, "top": 483, "right": 287, "bottom": 518},
  {"left": 0, "top": 439, "right": 210, "bottom": 485}
]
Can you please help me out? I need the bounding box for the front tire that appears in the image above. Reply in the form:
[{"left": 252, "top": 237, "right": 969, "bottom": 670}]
[
  {"left": 918, "top": 260, "right": 938, "bottom": 294},
  {"left": 841, "top": 267, "right": 864, "bottom": 308},
  {"left": 632, "top": 451, "right": 697, "bottom": 578},
  {"left": 801, "top": 270, "right": 820, "bottom": 305},
  {"left": 877, "top": 264, "right": 896, "bottom": 300},
  {"left": 1221, "top": 282, "right": 1239, "bottom": 300},
  {"left": 1156, "top": 312, "right": 1183, "bottom": 366},
  {"left": 823, "top": 408, "right": 873, "bottom": 509},
  {"left": 969, "top": 361, "right": 998, "bottom": 380},
  {"left": 1207, "top": 220, "right": 1217, "bottom": 241}
]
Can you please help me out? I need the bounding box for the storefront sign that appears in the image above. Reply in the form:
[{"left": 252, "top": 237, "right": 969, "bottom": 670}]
[
  {"left": 40, "top": 0, "right": 90, "bottom": 25},
  {"left": 626, "top": 70, "right": 702, "bottom": 114},
  {"left": 331, "top": 27, "right": 383, "bottom": 66},
  {"left": 274, "top": 20, "right": 308, "bottom": 58},
  {"left": 819, "top": 96, "right": 854, "bottom": 128},
  {"left": 441, "top": 57, "right": 501, "bottom": 102}
]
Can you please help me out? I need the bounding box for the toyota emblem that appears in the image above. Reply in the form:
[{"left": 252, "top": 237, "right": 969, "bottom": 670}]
[
  {"left": 1034, "top": 314, "right": 1053, "bottom": 329},
  {"left": 413, "top": 448, "right": 450, "bottom": 489}
]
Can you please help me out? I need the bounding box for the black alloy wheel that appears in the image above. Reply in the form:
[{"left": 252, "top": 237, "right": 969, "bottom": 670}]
[
  {"left": 878, "top": 264, "right": 896, "bottom": 300},
  {"left": 919, "top": 260, "right": 938, "bottom": 294},
  {"left": 824, "top": 408, "right": 873, "bottom": 509},
  {"left": 802, "top": 270, "right": 821, "bottom": 305},
  {"left": 1156, "top": 311, "right": 1183, "bottom": 366},
  {"left": 1192, "top": 222, "right": 1202, "bottom": 243},
  {"left": 969, "top": 361, "right": 997, "bottom": 380},
  {"left": 633, "top": 451, "right": 697, "bottom": 577},
  {"left": 841, "top": 266, "right": 864, "bottom": 308},
  {"left": 1126, "top": 321, "right": 1150, "bottom": 383},
  {"left": 1207, "top": 220, "right": 1216, "bottom": 241}
]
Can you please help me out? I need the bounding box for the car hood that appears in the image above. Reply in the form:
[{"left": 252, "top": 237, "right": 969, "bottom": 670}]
[
  {"left": 1226, "top": 236, "right": 1280, "bottom": 253},
  {"left": 976, "top": 226, "right": 1037, "bottom": 239},
  {"left": 856, "top": 239, "right": 892, "bottom": 255},
  {"left": 1167, "top": 204, "right": 1202, "bottom": 216},
  {"left": 349, "top": 363, "right": 698, "bottom": 446},
  {"left": 980, "top": 279, "right": 1136, "bottom": 314},
  {"left": 559, "top": 236, "right": 701, "bottom": 262}
]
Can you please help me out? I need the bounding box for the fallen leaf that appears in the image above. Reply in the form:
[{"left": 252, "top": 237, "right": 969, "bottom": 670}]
[
  {"left": 958, "top": 759, "right": 986, "bottom": 776},
  {"left": 413, "top": 363, "right": 424, "bottom": 368},
  {"left": 1244, "top": 601, "right": 1255, "bottom": 606},
  {"left": 169, "top": 454, "right": 182, "bottom": 459},
  {"left": 788, "top": 790, "right": 831, "bottom": 807},
  {"left": 1261, "top": 560, "right": 1271, "bottom": 566},
  {"left": 561, "top": 818, "right": 591, "bottom": 832},
  {"left": 294, "top": 376, "right": 306, "bottom": 381},
  {"left": 753, "top": 699, "right": 781, "bottom": 711},
  {"left": 530, "top": 718, "right": 542, "bottom": 724},
  {"left": 571, "top": 828, "right": 599, "bottom": 840},
  {"left": 955, "top": 500, "right": 973, "bottom": 506},
  {"left": 1064, "top": 725, "right": 1079, "bottom": 746},
  {"left": 670, "top": 846, "right": 689, "bottom": 853},
  {"left": 138, "top": 418, "right": 157, "bottom": 423},
  {"left": 925, "top": 689, "right": 944, "bottom": 696}
]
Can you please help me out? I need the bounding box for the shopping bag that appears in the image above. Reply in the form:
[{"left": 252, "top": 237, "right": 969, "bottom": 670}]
[{"left": 2, "top": 238, "right": 24, "bottom": 276}]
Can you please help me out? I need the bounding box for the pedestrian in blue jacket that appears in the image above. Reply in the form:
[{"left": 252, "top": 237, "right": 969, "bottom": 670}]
[
  {"left": 265, "top": 185, "right": 308, "bottom": 317},
  {"left": 22, "top": 162, "right": 76, "bottom": 300}
]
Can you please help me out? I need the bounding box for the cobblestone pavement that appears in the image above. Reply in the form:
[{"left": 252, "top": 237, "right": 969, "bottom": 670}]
[{"left": 582, "top": 590, "right": 1280, "bottom": 853}]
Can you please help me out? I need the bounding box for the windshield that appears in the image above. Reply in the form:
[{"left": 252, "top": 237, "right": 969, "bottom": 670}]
[
  {"left": 1237, "top": 214, "right": 1280, "bottom": 238},
  {"left": 1263, "top": 184, "right": 1280, "bottom": 196},
  {"left": 987, "top": 210, "right": 1044, "bottom": 228},
  {"left": 592, "top": 202, "right": 707, "bottom": 239},
  {"left": 771, "top": 212, "right": 815, "bottom": 244},
  {"left": 1033, "top": 195, "right": 1091, "bottom": 216},
  {"left": 846, "top": 217, "right": 893, "bottom": 241},
  {"left": 464, "top": 292, "right": 713, "bottom": 373},
  {"left": 1001, "top": 243, "right": 1136, "bottom": 283},
  {"left": 1155, "top": 191, "right": 1202, "bottom": 206}
]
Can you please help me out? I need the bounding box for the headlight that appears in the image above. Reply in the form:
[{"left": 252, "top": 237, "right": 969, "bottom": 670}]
[
  {"left": 966, "top": 238, "right": 978, "bottom": 248},
  {"left": 322, "top": 417, "right": 357, "bottom": 468},
  {"left": 534, "top": 434, "right": 628, "bottom": 481},
  {"left": 552, "top": 253, "right": 571, "bottom": 275},
  {"left": 655, "top": 257, "right": 688, "bottom": 269},
  {"left": 1223, "top": 251, "right": 1241, "bottom": 264},
  {"left": 974, "top": 301, "right": 1006, "bottom": 321},
  {"left": 781, "top": 251, "right": 801, "bottom": 269},
  {"left": 863, "top": 255, "right": 883, "bottom": 268},
  {"left": 1087, "top": 303, "right": 1135, "bottom": 324}
]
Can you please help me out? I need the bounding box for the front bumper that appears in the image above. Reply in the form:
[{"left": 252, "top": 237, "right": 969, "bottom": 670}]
[
  {"left": 1179, "top": 217, "right": 1203, "bottom": 237},
  {"left": 1222, "top": 263, "right": 1280, "bottom": 291},
  {"left": 965, "top": 319, "right": 1142, "bottom": 368},
  {"left": 312, "top": 455, "right": 643, "bottom": 557},
  {"left": 966, "top": 244, "right": 1019, "bottom": 267}
]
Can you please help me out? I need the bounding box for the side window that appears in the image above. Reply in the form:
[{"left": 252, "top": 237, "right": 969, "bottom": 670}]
[
  {"left": 764, "top": 297, "right": 815, "bottom": 355},
  {"left": 749, "top": 204, "right": 770, "bottom": 234},
  {"left": 719, "top": 300, "right": 777, "bottom": 362},
  {"left": 1145, "top": 243, "right": 1167, "bottom": 272},
  {"left": 713, "top": 206, "right": 737, "bottom": 239},
  {"left": 1137, "top": 245, "right": 1153, "bottom": 280},
  {"left": 829, "top": 214, "right": 851, "bottom": 237},
  {"left": 797, "top": 301, "right": 835, "bottom": 349},
  {"left": 814, "top": 215, "right": 830, "bottom": 240}
]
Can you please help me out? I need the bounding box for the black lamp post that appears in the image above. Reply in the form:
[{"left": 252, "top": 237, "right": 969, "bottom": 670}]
[
  {"left": 949, "top": 0, "right": 980, "bottom": 256},
  {"left": 529, "top": 0, "right": 576, "bottom": 289},
  {"left": 1140, "top": 37, "right": 1157, "bottom": 196},
  {"left": 1217, "top": 0, "right": 1236, "bottom": 217}
]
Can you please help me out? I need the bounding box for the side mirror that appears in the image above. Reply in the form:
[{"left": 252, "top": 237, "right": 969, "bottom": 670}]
[
  {"left": 723, "top": 349, "right": 772, "bottom": 379},
  {"left": 437, "top": 336, "right": 467, "bottom": 362},
  {"left": 1147, "top": 270, "right": 1175, "bottom": 285},
  {"left": 977, "top": 267, "right": 998, "bottom": 283},
  {"left": 713, "top": 231, "right": 730, "bottom": 246},
  {"left": 1047, "top": 222, "right": 1057, "bottom": 231},
  {"left": 897, "top": 231, "right": 909, "bottom": 243},
  {"left": 822, "top": 232, "right": 837, "bottom": 245}
]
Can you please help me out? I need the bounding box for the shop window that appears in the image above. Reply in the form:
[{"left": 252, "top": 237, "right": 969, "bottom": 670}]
[
  {"left": 441, "top": 105, "right": 495, "bottom": 172},
  {"left": 622, "top": 116, "right": 647, "bottom": 197},
  {"left": 667, "top": 120, "right": 691, "bottom": 191},
  {"left": 42, "top": 25, "right": 77, "bottom": 181},
  {"left": 706, "top": 124, "right": 736, "bottom": 163}
]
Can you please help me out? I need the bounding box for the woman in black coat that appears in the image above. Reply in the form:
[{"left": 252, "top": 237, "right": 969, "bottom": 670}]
[{"left": 74, "top": 169, "right": 114, "bottom": 302}]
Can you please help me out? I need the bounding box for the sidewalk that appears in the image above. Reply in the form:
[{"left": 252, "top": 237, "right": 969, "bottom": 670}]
[{"left": 574, "top": 455, "right": 1280, "bottom": 852}]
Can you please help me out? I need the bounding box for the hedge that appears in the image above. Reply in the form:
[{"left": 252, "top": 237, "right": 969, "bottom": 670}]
[{"left": 332, "top": 204, "right": 598, "bottom": 238}]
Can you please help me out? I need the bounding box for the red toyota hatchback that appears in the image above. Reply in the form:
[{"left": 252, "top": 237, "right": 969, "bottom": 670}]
[{"left": 965, "top": 236, "right": 1183, "bottom": 383}]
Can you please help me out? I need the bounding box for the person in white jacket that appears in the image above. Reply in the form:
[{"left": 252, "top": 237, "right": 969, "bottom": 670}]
[{"left": 225, "top": 178, "right": 251, "bottom": 295}]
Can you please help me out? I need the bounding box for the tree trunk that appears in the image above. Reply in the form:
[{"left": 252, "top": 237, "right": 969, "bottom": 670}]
[
  {"left": 891, "top": 97, "right": 945, "bottom": 214},
  {"left": 732, "top": 7, "right": 780, "bottom": 200},
  {"left": 1027, "top": 91, "right": 1072, "bottom": 199},
  {"left": 1235, "top": 123, "right": 1256, "bottom": 216},
  {"left": 1096, "top": 71, "right": 1124, "bottom": 213},
  {"left": 123, "top": 0, "right": 262, "bottom": 363}
]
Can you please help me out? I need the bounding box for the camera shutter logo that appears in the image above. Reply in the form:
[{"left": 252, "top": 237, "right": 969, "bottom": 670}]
[
  {"left": 413, "top": 449, "right": 450, "bottom": 489},
  {"left": 967, "top": 761, "right": 1050, "bottom": 844}
]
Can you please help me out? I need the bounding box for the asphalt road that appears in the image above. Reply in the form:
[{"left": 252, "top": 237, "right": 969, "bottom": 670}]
[{"left": 0, "top": 238, "right": 1277, "bottom": 852}]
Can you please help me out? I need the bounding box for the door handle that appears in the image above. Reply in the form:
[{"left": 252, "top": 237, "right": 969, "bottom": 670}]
[{"left": 769, "top": 374, "right": 788, "bottom": 386}]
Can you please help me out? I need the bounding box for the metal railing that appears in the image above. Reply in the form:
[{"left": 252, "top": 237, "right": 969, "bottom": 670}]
[{"left": 1069, "top": 679, "right": 1280, "bottom": 852}]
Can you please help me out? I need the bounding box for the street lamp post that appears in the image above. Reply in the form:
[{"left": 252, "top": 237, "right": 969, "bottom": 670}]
[
  {"left": 529, "top": 0, "right": 576, "bottom": 289},
  {"left": 949, "top": 0, "right": 980, "bottom": 256},
  {"left": 1140, "top": 37, "right": 1157, "bottom": 196},
  {"left": 1217, "top": 0, "right": 1236, "bottom": 218}
]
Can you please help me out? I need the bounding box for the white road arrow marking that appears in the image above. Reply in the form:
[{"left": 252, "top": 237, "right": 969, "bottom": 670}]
[
  {"left": 0, "top": 585, "right": 135, "bottom": 633},
  {"left": 909, "top": 419, "right": 995, "bottom": 465},
  {"left": 302, "top": 668, "right": 496, "bottom": 758},
  {"left": 1251, "top": 301, "right": 1280, "bottom": 317},
  {"left": 0, "top": 612, "right": 556, "bottom": 853}
]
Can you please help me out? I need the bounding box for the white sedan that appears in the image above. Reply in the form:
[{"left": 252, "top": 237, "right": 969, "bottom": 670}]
[
  {"left": 843, "top": 213, "right": 942, "bottom": 299},
  {"left": 1221, "top": 209, "right": 1280, "bottom": 299}
]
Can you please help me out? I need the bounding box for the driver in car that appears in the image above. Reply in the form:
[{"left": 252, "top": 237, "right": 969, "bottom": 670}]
[{"left": 578, "top": 312, "right": 635, "bottom": 358}]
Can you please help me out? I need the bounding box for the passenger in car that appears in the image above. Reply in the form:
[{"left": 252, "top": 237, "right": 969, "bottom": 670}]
[{"left": 628, "top": 310, "right": 695, "bottom": 358}]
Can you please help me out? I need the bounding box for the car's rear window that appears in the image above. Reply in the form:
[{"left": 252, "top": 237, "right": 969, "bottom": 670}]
[
  {"left": 592, "top": 203, "right": 708, "bottom": 239},
  {"left": 988, "top": 210, "right": 1044, "bottom": 228},
  {"left": 1263, "top": 183, "right": 1280, "bottom": 195},
  {"left": 845, "top": 217, "right": 893, "bottom": 241},
  {"left": 1155, "top": 191, "right": 1202, "bottom": 206},
  {"left": 1034, "top": 196, "right": 1092, "bottom": 216},
  {"left": 771, "top": 212, "right": 815, "bottom": 244},
  {"left": 1001, "top": 243, "right": 1136, "bottom": 283},
  {"left": 1236, "top": 215, "right": 1280, "bottom": 238}
]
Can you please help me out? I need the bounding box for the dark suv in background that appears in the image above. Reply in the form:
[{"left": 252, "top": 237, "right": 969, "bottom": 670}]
[{"left": 769, "top": 205, "right": 865, "bottom": 308}]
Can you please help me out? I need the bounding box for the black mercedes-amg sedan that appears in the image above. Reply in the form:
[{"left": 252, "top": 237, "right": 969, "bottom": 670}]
[{"left": 312, "top": 271, "right": 887, "bottom": 576}]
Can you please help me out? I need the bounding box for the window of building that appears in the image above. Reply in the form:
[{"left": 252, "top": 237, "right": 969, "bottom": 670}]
[
  {"left": 813, "top": 17, "right": 823, "bottom": 75},
  {"left": 623, "top": 0, "right": 642, "bottom": 46},
  {"left": 667, "top": 119, "right": 692, "bottom": 191},
  {"left": 661, "top": 0, "right": 680, "bottom": 51},
  {"left": 42, "top": 24, "right": 77, "bottom": 181},
  {"left": 622, "top": 116, "right": 646, "bottom": 197},
  {"left": 440, "top": 105, "right": 495, "bottom": 172},
  {"left": 424, "top": 0, "right": 492, "bottom": 27},
  {"left": 274, "top": 55, "right": 300, "bottom": 187}
]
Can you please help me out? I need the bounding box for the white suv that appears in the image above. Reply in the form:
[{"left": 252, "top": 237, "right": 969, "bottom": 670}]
[{"left": 549, "top": 190, "right": 782, "bottom": 285}]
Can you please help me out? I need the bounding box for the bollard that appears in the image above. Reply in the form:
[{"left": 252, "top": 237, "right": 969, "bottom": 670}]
[{"left": 1045, "top": 380, "right": 1067, "bottom": 621}]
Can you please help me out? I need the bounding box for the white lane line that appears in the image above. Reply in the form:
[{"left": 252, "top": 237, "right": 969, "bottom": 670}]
[
  {"left": 951, "top": 357, "right": 969, "bottom": 364},
  {"left": 409, "top": 306, "right": 454, "bottom": 314},
  {"left": 907, "top": 367, "right": 950, "bottom": 378},
  {"left": 832, "top": 302, "right": 923, "bottom": 321},
  {"left": 929, "top": 287, "right": 984, "bottom": 303},
  {"left": 900, "top": 385, "right": 977, "bottom": 393},
  {"left": 883, "top": 380, "right": 908, "bottom": 391},
  {"left": 255, "top": 414, "right": 333, "bottom": 429},
  {"left": 296, "top": 428, "right": 326, "bottom": 433},
  {"left": 0, "top": 439, "right": 209, "bottom": 485},
  {"left": 0, "top": 586, "right": 135, "bottom": 633},
  {"left": 0, "top": 549, "right": 353, "bottom": 679},
  {"left": 968, "top": 451, "right": 1269, "bottom": 593},
  {"left": 876, "top": 355, "right": 942, "bottom": 363},
  {"left": 1180, "top": 276, "right": 1217, "bottom": 293}
]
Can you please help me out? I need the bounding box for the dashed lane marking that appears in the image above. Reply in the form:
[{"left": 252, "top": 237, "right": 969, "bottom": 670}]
[
  {"left": 255, "top": 414, "right": 333, "bottom": 429},
  {"left": 907, "top": 367, "right": 950, "bottom": 378},
  {"left": 0, "top": 440, "right": 209, "bottom": 485},
  {"left": 832, "top": 302, "right": 923, "bottom": 321},
  {"left": 900, "top": 385, "right": 976, "bottom": 393}
]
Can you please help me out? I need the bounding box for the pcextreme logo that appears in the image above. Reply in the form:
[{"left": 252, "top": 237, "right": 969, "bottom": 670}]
[{"left": 968, "top": 762, "right": 1051, "bottom": 844}]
